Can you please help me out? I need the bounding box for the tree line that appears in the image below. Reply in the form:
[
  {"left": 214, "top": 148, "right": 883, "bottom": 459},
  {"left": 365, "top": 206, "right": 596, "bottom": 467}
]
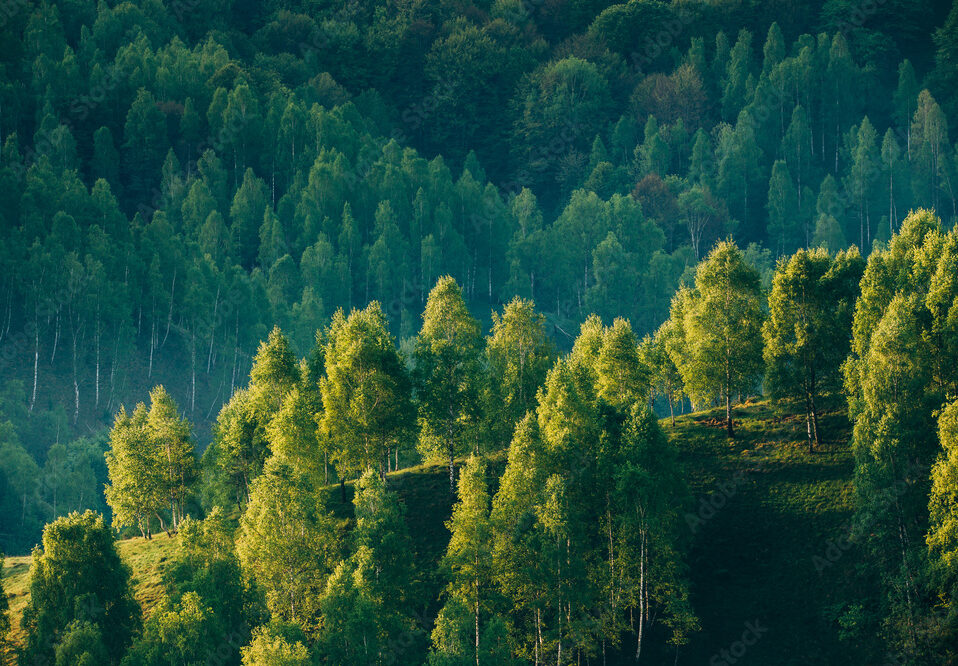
[
  {"left": 2, "top": 1, "right": 958, "bottom": 561},
  {"left": 8, "top": 208, "right": 958, "bottom": 661}
]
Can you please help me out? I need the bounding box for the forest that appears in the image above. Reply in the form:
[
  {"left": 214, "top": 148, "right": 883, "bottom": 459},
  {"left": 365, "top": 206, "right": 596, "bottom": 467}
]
[{"left": 1, "top": 0, "right": 958, "bottom": 663}]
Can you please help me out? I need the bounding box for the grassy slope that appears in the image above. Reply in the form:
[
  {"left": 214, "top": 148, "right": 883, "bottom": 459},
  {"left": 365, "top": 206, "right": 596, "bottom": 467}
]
[
  {"left": 674, "top": 401, "right": 865, "bottom": 664},
  {"left": 3, "top": 535, "right": 179, "bottom": 646},
  {"left": 3, "top": 403, "right": 868, "bottom": 664}
]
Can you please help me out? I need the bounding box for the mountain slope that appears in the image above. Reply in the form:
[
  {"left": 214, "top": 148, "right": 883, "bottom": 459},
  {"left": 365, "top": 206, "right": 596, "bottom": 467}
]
[{"left": 2, "top": 402, "right": 867, "bottom": 663}]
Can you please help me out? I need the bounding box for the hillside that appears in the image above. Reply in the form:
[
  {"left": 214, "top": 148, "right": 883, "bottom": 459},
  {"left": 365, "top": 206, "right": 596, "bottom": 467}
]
[
  {"left": 2, "top": 401, "right": 863, "bottom": 664},
  {"left": 674, "top": 402, "right": 863, "bottom": 663}
]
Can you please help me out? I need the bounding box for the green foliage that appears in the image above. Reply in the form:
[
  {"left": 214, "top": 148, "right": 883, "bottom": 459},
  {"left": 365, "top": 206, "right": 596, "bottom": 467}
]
[
  {"left": 763, "top": 247, "right": 864, "bottom": 450},
  {"left": 483, "top": 296, "right": 556, "bottom": 448},
  {"left": 667, "top": 240, "right": 765, "bottom": 436},
  {"left": 55, "top": 620, "right": 109, "bottom": 666},
  {"left": 488, "top": 317, "right": 695, "bottom": 661},
  {"left": 121, "top": 592, "right": 216, "bottom": 666},
  {"left": 241, "top": 625, "right": 311, "bottom": 666},
  {"left": 321, "top": 303, "right": 414, "bottom": 482},
  {"left": 431, "top": 456, "right": 493, "bottom": 665},
  {"left": 844, "top": 209, "right": 958, "bottom": 657},
  {"left": 105, "top": 387, "right": 196, "bottom": 536},
  {"left": 414, "top": 277, "right": 484, "bottom": 489},
  {"left": 21, "top": 511, "right": 140, "bottom": 664},
  {"left": 236, "top": 457, "right": 337, "bottom": 627},
  {"left": 3, "top": 1, "right": 958, "bottom": 661},
  {"left": 313, "top": 470, "right": 422, "bottom": 661}
]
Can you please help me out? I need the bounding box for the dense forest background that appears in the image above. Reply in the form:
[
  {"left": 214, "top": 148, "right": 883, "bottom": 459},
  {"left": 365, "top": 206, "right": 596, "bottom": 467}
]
[
  {"left": 2, "top": 0, "right": 958, "bottom": 662},
  {"left": 2, "top": 0, "right": 957, "bottom": 552}
]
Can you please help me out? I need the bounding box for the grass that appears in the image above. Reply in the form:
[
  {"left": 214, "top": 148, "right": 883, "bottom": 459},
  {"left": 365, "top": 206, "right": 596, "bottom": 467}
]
[
  {"left": 2, "top": 534, "right": 179, "bottom": 648},
  {"left": 3, "top": 403, "right": 866, "bottom": 664},
  {"left": 671, "top": 400, "right": 863, "bottom": 664}
]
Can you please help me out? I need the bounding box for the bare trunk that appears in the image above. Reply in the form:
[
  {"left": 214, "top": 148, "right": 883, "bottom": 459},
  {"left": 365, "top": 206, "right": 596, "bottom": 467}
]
[
  {"left": 190, "top": 329, "right": 197, "bottom": 413},
  {"left": 726, "top": 391, "right": 734, "bottom": 437},
  {"left": 162, "top": 268, "right": 176, "bottom": 347},
  {"left": 149, "top": 305, "right": 156, "bottom": 378},
  {"left": 810, "top": 392, "right": 820, "bottom": 447},
  {"left": 30, "top": 306, "right": 39, "bottom": 413},
  {"left": 449, "top": 445, "right": 455, "bottom": 493},
  {"left": 94, "top": 303, "right": 101, "bottom": 409},
  {"left": 51, "top": 310, "right": 60, "bottom": 363},
  {"left": 207, "top": 286, "right": 220, "bottom": 373}
]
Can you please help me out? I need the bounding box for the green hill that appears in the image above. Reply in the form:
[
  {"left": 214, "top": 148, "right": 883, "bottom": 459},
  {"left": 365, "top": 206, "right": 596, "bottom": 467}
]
[
  {"left": 3, "top": 402, "right": 866, "bottom": 664},
  {"left": 673, "top": 402, "right": 863, "bottom": 663}
]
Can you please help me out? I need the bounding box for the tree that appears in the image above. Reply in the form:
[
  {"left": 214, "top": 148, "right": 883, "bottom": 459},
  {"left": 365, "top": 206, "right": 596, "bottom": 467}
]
[
  {"left": 208, "top": 389, "right": 268, "bottom": 507},
  {"left": 122, "top": 88, "right": 168, "bottom": 207},
  {"left": 489, "top": 317, "right": 697, "bottom": 662},
  {"left": 236, "top": 456, "right": 337, "bottom": 626},
  {"left": 145, "top": 386, "right": 196, "bottom": 531},
  {"left": 21, "top": 511, "right": 139, "bottom": 664},
  {"left": 206, "top": 327, "right": 300, "bottom": 506},
  {"left": 267, "top": 377, "right": 325, "bottom": 484},
  {"left": 763, "top": 247, "right": 864, "bottom": 451},
  {"left": 350, "top": 470, "right": 417, "bottom": 622},
  {"left": 54, "top": 620, "right": 108, "bottom": 666},
  {"left": 881, "top": 128, "right": 905, "bottom": 236},
  {"left": 105, "top": 388, "right": 196, "bottom": 536},
  {"left": 314, "top": 558, "right": 380, "bottom": 663},
  {"left": 844, "top": 117, "right": 881, "bottom": 248},
  {"left": 844, "top": 210, "right": 958, "bottom": 655},
  {"left": 104, "top": 404, "right": 165, "bottom": 539},
  {"left": 321, "top": 303, "right": 414, "bottom": 491},
  {"left": 929, "top": 399, "right": 958, "bottom": 572},
  {"left": 722, "top": 30, "right": 752, "bottom": 122},
  {"left": 241, "top": 625, "right": 311, "bottom": 666},
  {"left": 0, "top": 555, "right": 9, "bottom": 665},
  {"left": 414, "top": 277, "right": 483, "bottom": 491},
  {"left": 596, "top": 317, "right": 650, "bottom": 412},
  {"left": 484, "top": 297, "right": 555, "bottom": 448},
  {"left": 767, "top": 159, "right": 800, "bottom": 256},
  {"left": 314, "top": 470, "right": 418, "bottom": 662},
  {"left": 160, "top": 507, "right": 260, "bottom": 660},
  {"left": 893, "top": 60, "right": 920, "bottom": 152},
  {"left": 122, "top": 592, "right": 216, "bottom": 666},
  {"left": 230, "top": 168, "right": 270, "bottom": 269},
  {"left": 644, "top": 322, "right": 686, "bottom": 426},
  {"left": 512, "top": 57, "right": 613, "bottom": 200},
  {"left": 434, "top": 456, "right": 493, "bottom": 666},
  {"left": 668, "top": 241, "right": 765, "bottom": 436}
]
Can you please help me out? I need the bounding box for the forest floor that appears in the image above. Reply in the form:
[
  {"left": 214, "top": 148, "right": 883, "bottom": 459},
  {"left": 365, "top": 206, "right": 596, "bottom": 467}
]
[{"left": 2, "top": 401, "right": 870, "bottom": 663}]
